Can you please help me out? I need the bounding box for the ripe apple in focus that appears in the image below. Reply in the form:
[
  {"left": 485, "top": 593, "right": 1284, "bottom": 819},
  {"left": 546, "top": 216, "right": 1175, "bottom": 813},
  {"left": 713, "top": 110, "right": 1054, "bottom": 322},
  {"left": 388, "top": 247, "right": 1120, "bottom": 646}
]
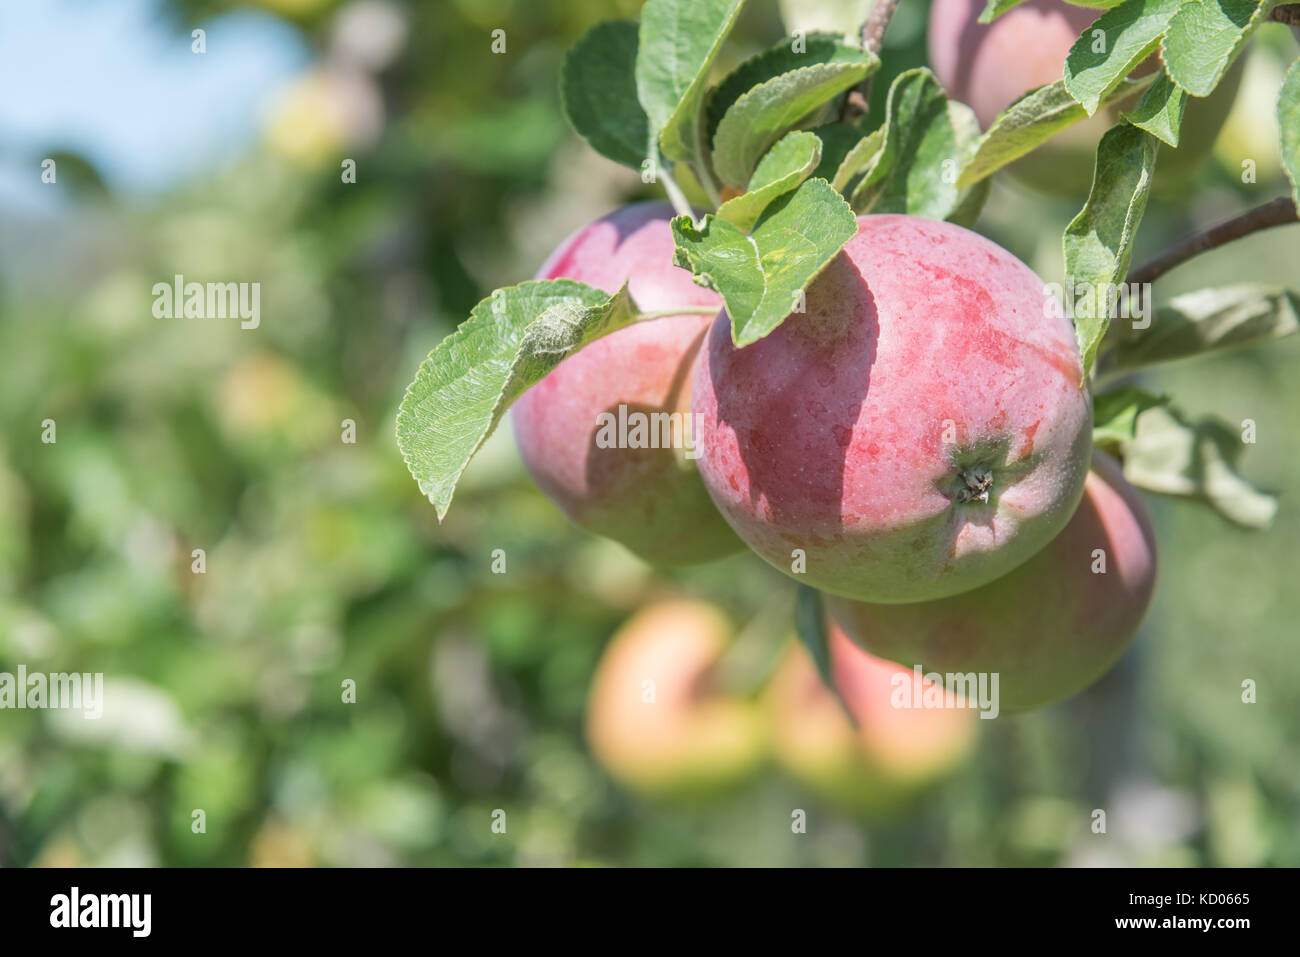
[{"left": 692, "top": 214, "right": 1093, "bottom": 604}]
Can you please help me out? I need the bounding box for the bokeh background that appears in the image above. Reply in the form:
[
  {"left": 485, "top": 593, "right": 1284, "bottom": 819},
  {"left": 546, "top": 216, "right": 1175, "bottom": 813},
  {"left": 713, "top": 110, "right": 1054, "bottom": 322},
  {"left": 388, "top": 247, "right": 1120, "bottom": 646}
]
[{"left": 1, "top": 0, "right": 1297, "bottom": 867}]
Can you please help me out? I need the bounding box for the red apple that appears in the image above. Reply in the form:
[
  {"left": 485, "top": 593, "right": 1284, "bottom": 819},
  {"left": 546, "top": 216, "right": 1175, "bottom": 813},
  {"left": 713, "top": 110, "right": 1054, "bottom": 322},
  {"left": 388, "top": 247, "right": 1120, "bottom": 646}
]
[
  {"left": 692, "top": 214, "right": 1092, "bottom": 604},
  {"left": 585, "top": 600, "right": 766, "bottom": 798},
  {"left": 827, "top": 451, "right": 1157, "bottom": 711},
  {"left": 927, "top": 0, "right": 1242, "bottom": 194},
  {"left": 511, "top": 202, "right": 741, "bottom": 566},
  {"left": 765, "top": 624, "right": 976, "bottom": 815}
]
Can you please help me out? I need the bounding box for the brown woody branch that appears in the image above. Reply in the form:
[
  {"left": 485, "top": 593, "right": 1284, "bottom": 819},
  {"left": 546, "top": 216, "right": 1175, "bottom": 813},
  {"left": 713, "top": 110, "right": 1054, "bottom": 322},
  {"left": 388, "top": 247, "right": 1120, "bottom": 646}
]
[
  {"left": 1272, "top": 3, "right": 1300, "bottom": 26},
  {"left": 839, "top": 0, "right": 903, "bottom": 122},
  {"left": 1127, "top": 196, "right": 1299, "bottom": 287}
]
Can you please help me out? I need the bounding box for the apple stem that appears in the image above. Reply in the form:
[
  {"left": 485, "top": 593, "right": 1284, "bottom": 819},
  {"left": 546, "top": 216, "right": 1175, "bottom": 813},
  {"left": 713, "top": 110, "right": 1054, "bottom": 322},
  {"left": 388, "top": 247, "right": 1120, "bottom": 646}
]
[{"left": 657, "top": 159, "right": 699, "bottom": 223}]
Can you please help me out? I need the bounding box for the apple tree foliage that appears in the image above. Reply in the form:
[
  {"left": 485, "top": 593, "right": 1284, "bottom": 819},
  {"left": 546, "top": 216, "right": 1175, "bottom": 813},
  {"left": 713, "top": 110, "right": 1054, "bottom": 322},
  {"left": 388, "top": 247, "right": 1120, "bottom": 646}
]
[{"left": 396, "top": 0, "right": 1300, "bottom": 670}]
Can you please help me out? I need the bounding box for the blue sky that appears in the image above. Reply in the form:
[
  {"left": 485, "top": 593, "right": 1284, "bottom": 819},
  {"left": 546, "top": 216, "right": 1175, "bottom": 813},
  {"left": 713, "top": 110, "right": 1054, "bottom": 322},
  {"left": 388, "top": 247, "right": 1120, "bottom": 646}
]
[{"left": 0, "top": 0, "right": 310, "bottom": 211}]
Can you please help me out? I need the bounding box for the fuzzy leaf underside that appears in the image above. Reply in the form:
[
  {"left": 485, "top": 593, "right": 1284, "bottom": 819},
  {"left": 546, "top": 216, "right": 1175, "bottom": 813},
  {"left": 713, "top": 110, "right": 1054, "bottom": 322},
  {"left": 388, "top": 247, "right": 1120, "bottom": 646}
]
[
  {"left": 1064, "top": 123, "right": 1157, "bottom": 378},
  {"left": 1092, "top": 386, "right": 1169, "bottom": 447},
  {"left": 1121, "top": 405, "right": 1278, "bottom": 528},
  {"left": 957, "top": 74, "right": 1154, "bottom": 188},
  {"left": 1120, "top": 67, "right": 1186, "bottom": 146},
  {"left": 396, "top": 280, "right": 645, "bottom": 520},
  {"left": 1101, "top": 284, "right": 1300, "bottom": 374}
]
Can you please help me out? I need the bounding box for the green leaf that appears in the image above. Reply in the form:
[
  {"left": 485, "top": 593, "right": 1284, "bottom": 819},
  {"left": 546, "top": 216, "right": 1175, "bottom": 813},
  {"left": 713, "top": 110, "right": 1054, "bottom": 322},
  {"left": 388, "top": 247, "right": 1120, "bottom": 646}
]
[
  {"left": 945, "top": 100, "right": 992, "bottom": 227},
  {"left": 979, "top": 0, "right": 1032, "bottom": 23},
  {"left": 560, "top": 20, "right": 652, "bottom": 169},
  {"left": 1064, "top": 123, "right": 1157, "bottom": 378},
  {"left": 1161, "top": 0, "right": 1269, "bottom": 98},
  {"left": 1121, "top": 405, "right": 1277, "bottom": 528},
  {"left": 957, "top": 74, "right": 1155, "bottom": 188},
  {"left": 1092, "top": 386, "right": 1168, "bottom": 447},
  {"left": 1279, "top": 58, "right": 1300, "bottom": 209},
  {"left": 397, "top": 280, "right": 646, "bottom": 520},
  {"left": 850, "top": 68, "right": 964, "bottom": 220},
  {"left": 706, "top": 33, "right": 874, "bottom": 143},
  {"left": 1063, "top": 0, "right": 1184, "bottom": 115},
  {"left": 808, "top": 122, "right": 873, "bottom": 184},
  {"left": 716, "top": 131, "right": 822, "bottom": 231},
  {"left": 831, "top": 128, "right": 884, "bottom": 193},
  {"left": 1121, "top": 67, "right": 1186, "bottom": 146},
  {"left": 672, "top": 177, "right": 858, "bottom": 345},
  {"left": 1101, "top": 284, "right": 1300, "bottom": 374},
  {"left": 794, "top": 584, "right": 862, "bottom": 723},
  {"left": 712, "top": 60, "right": 876, "bottom": 187},
  {"left": 637, "top": 0, "right": 747, "bottom": 163},
  {"left": 794, "top": 584, "right": 834, "bottom": 692}
]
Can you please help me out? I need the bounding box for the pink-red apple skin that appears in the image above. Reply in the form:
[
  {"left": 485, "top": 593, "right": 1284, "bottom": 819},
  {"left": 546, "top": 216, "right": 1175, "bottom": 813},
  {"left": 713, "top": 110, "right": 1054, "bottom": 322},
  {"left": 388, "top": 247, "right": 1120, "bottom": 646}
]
[
  {"left": 692, "top": 214, "right": 1092, "bottom": 604},
  {"left": 511, "top": 203, "right": 741, "bottom": 566},
  {"left": 585, "top": 600, "right": 766, "bottom": 798},
  {"left": 827, "top": 451, "right": 1157, "bottom": 712},
  {"left": 927, "top": 0, "right": 1242, "bottom": 193},
  {"left": 765, "top": 625, "right": 976, "bottom": 815},
  {"left": 928, "top": 0, "right": 1109, "bottom": 133}
]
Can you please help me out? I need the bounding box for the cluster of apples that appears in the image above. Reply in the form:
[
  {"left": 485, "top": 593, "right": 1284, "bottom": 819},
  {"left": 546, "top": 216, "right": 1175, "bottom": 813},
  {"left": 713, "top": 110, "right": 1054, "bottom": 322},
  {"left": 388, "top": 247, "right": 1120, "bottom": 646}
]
[
  {"left": 513, "top": 202, "right": 1156, "bottom": 714},
  {"left": 584, "top": 599, "right": 976, "bottom": 811}
]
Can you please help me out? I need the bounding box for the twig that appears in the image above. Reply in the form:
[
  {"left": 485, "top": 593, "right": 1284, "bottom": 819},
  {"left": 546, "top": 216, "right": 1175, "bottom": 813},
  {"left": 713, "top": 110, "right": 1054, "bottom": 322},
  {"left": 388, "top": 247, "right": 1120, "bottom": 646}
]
[
  {"left": 1126, "top": 196, "right": 1299, "bottom": 286},
  {"left": 838, "top": 0, "right": 902, "bottom": 122},
  {"left": 656, "top": 157, "right": 698, "bottom": 222},
  {"left": 860, "top": 0, "right": 902, "bottom": 53},
  {"left": 1272, "top": 3, "right": 1300, "bottom": 26}
]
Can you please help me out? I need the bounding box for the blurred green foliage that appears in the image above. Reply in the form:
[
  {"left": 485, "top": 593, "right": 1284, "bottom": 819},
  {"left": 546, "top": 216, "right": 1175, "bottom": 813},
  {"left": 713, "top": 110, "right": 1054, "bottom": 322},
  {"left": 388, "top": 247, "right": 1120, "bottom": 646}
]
[{"left": 0, "top": 0, "right": 1297, "bottom": 867}]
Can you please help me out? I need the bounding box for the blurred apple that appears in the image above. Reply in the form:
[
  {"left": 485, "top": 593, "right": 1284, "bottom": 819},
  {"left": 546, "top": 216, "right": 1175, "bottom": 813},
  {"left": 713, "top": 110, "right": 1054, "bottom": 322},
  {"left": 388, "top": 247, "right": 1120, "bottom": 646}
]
[
  {"left": 928, "top": 0, "right": 1242, "bottom": 196},
  {"left": 264, "top": 67, "right": 384, "bottom": 167},
  {"left": 764, "top": 624, "right": 977, "bottom": 816},
  {"left": 585, "top": 600, "right": 766, "bottom": 798}
]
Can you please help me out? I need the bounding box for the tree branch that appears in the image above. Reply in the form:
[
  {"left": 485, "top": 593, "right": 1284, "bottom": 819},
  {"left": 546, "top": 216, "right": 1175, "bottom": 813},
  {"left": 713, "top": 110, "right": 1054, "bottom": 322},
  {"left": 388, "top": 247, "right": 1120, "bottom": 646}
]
[
  {"left": 1127, "top": 196, "right": 1299, "bottom": 286},
  {"left": 838, "top": 0, "right": 902, "bottom": 122},
  {"left": 656, "top": 158, "right": 697, "bottom": 222},
  {"left": 1272, "top": 3, "right": 1300, "bottom": 26},
  {"left": 861, "top": 0, "right": 902, "bottom": 53}
]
